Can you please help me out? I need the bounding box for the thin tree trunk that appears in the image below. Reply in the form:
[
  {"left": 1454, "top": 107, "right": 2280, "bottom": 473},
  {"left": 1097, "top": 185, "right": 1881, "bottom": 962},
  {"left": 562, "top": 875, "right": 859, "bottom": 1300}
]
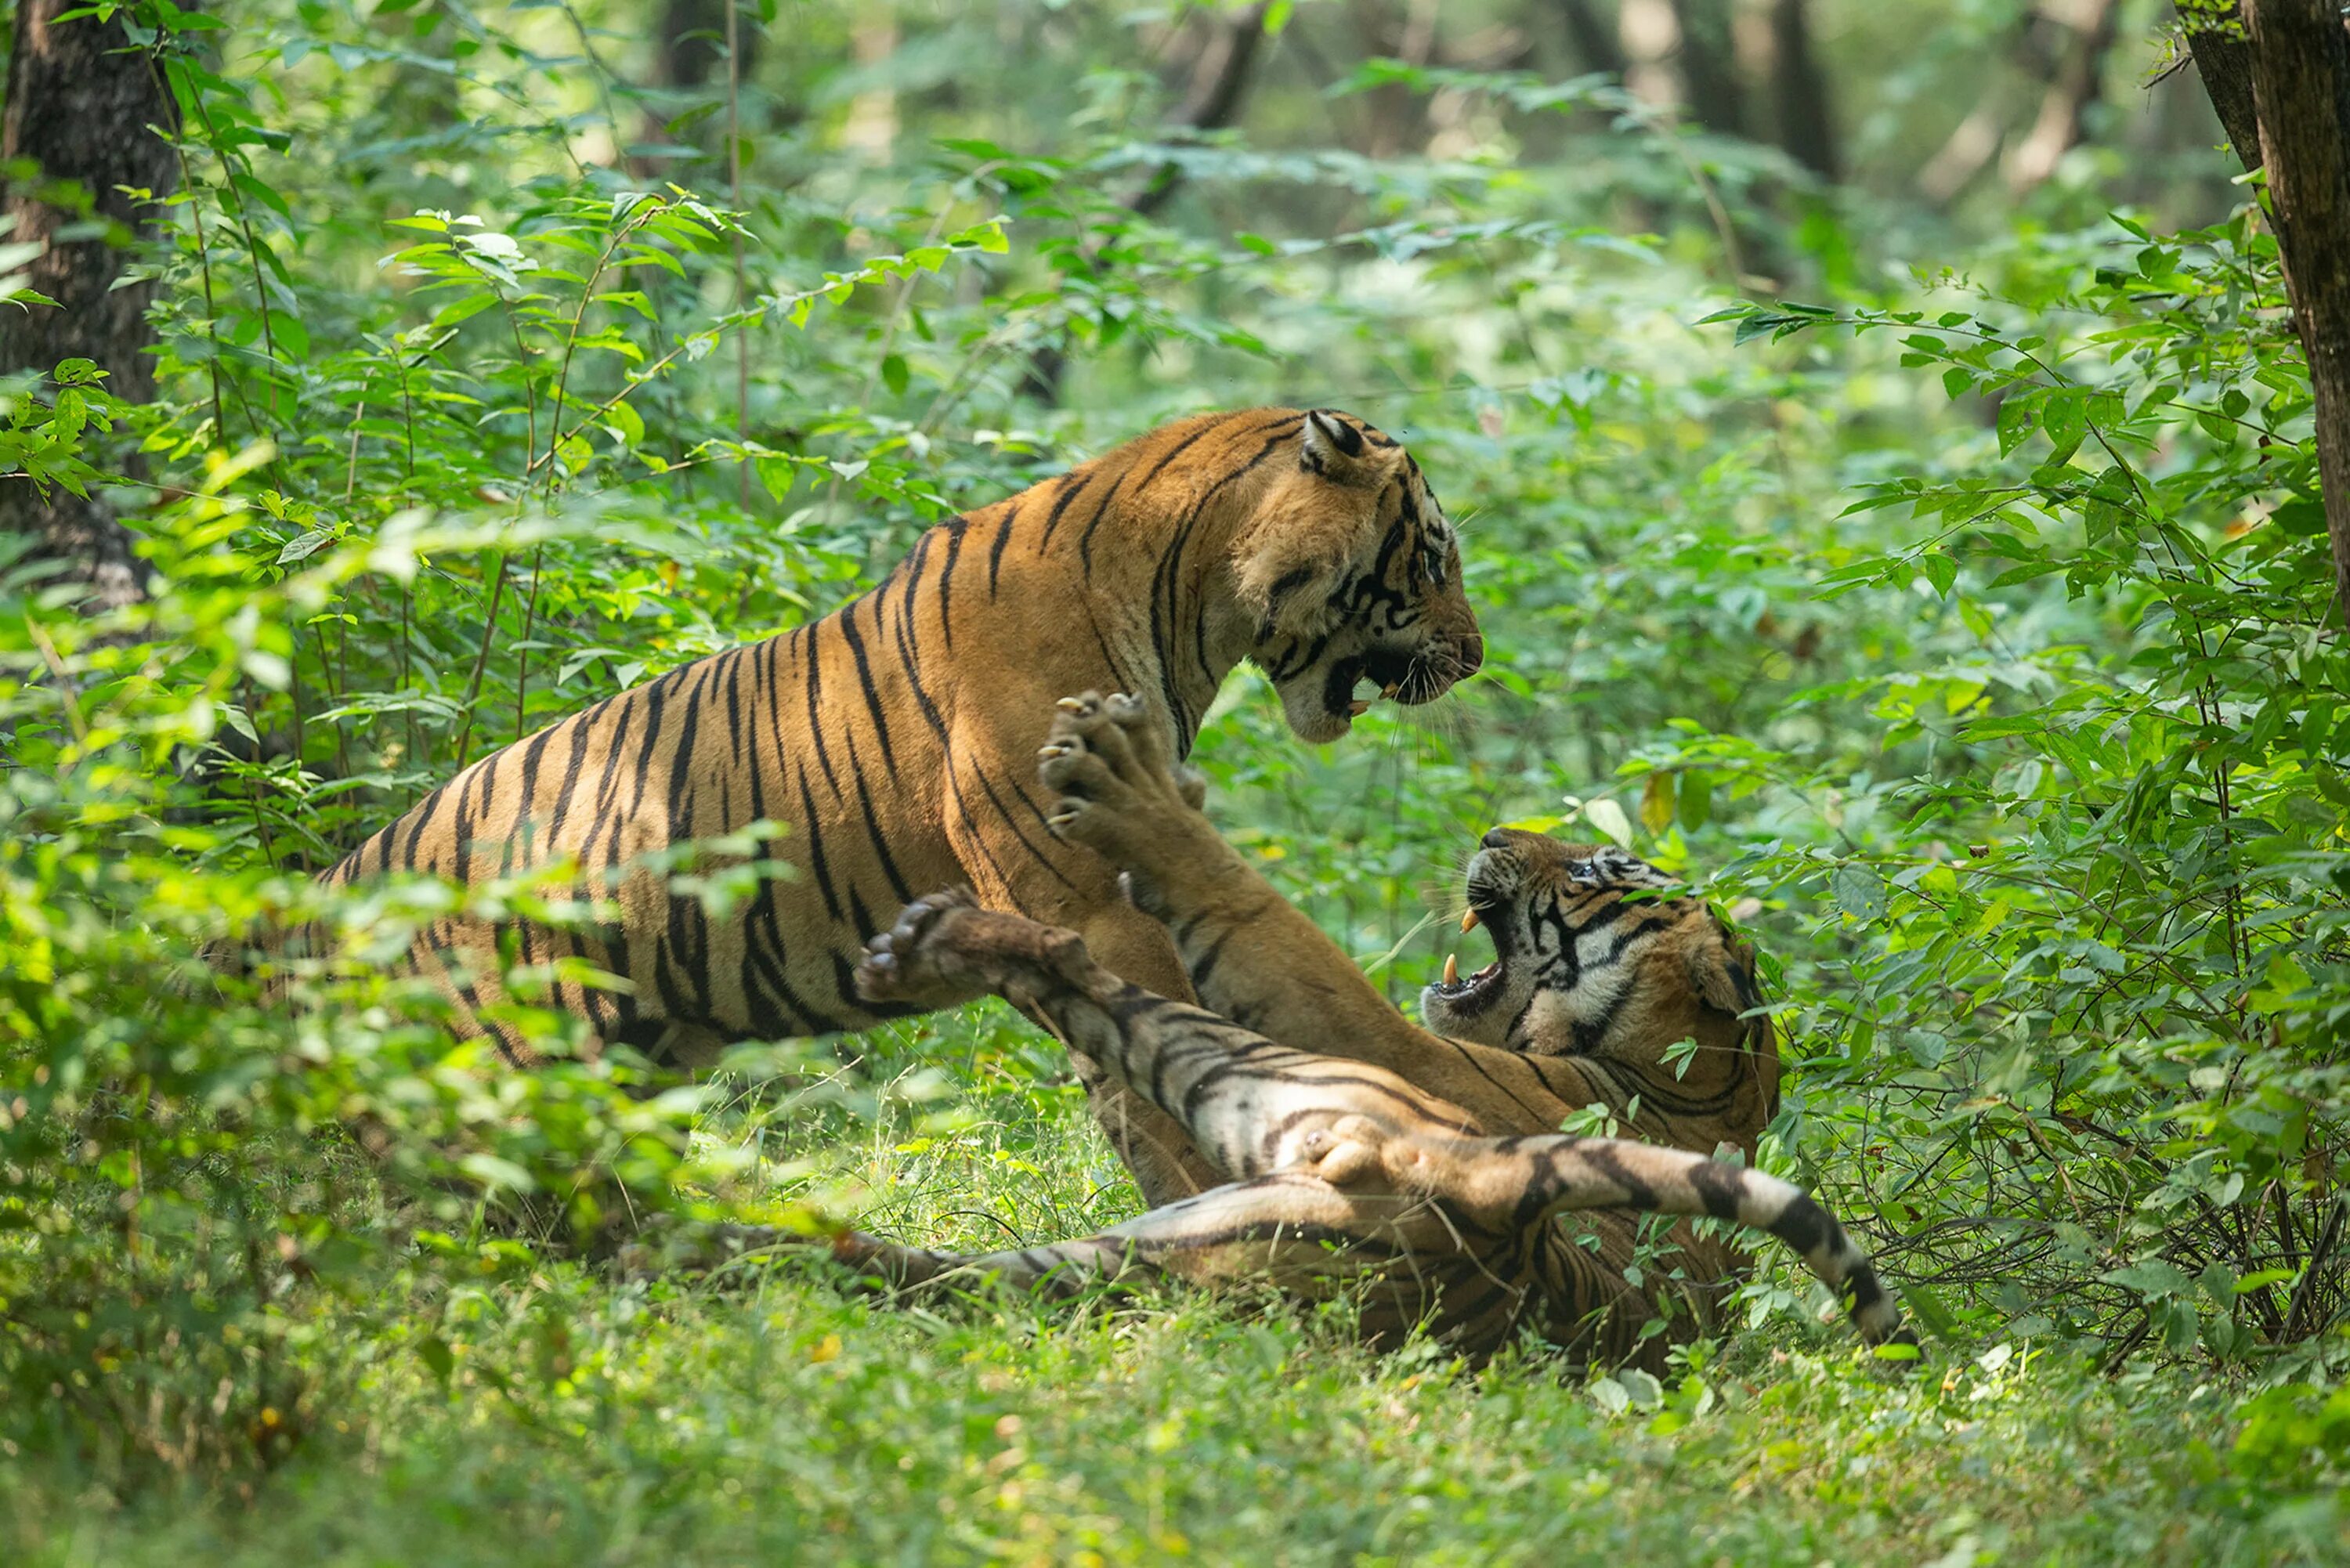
[
  {"left": 0, "top": 0, "right": 180, "bottom": 608},
  {"left": 2243, "top": 0, "right": 2350, "bottom": 619},
  {"left": 1668, "top": 0, "right": 1744, "bottom": 136},
  {"left": 2005, "top": 0, "right": 2121, "bottom": 192},
  {"left": 1767, "top": 0, "right": 1838, "bottom": 181},
  {"left": 1019, "top": 5, "right": 1271, "bottom": 404},
  {"left": 1355, "top": 0, "right": 1442, "bottom": 159},
  {"left": 630, "top": 0, "right": 758, "bottom": 176},
  {"left": 2177, "top": 4, "right": 2264, "bottom": 171},
  {"left": 2178, "top": 1, "right": 2350, "bottom": 618},
  {"left": 1554, "top": 0, "right": 1627, "bottom": 77}
]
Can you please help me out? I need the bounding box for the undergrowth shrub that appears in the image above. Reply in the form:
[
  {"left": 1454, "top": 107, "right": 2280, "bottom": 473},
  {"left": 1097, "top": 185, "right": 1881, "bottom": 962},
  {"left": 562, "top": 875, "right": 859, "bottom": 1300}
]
[{"left": 2, "top": 0, "right": 2348, "bottom": 1500}]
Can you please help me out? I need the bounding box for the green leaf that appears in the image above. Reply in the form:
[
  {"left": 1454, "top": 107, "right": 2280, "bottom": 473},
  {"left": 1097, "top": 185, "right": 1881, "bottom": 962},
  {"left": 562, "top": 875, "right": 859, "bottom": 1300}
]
[
  {"left": 276, "top": 528, "right": 335, "bottom": 565},
  {"left": 881, "top": 352, "right": 909, "bottom": 396},
  {"left": 2041, "top": 390, "right": 2085, "bottom": 463},
  {"left": 2273, "top": 496, "right": 2327, "bottom": 537},
  {"left": 430, "top": 293, "right": 497, "bottom": 330},
  {"left": 1831, "top": 865, "right": 1885, "bottom": 921},
  {"left": 2101, "top": 1259, "right": 2196, "bottom": 1299},
  {"left": 232, "top": 172, "right": 293, "bottom": 220},
  {"left": 1996, "top": 393, "right": 2038, "bottom": 457},
  {"left": 1675, "top": 769, "right": 1711, "bottom": 831},
  {"left": 271, "top": 313, "right": 310, "bottom": 362},
  {"left": 1919, "top": 551, "right": 1956, "bottom": 598}
]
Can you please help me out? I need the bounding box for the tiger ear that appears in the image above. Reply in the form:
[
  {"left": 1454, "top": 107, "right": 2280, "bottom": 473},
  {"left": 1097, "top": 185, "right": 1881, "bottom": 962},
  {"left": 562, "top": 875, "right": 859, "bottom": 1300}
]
[
  {"left": 1231, "top": 411, "right": 1401, "bottom": 638},
  {"left": 1688, "top": 916, "right": 1763, "bottom": 1021},
  {"left": 1297, "top": 408, "right": 1392, "bottom": 489}
]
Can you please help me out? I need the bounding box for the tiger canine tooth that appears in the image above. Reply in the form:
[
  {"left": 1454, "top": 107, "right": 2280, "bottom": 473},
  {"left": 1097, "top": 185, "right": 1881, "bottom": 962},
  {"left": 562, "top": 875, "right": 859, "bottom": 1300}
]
[
  {"left": 1459, "top": 908, "right": 1480, "bottom": 933},
  {"left": 1442, "top": 952, "right": 1459, "bottom": 985},
  {"left": 1381, "top": 684, "right": 1399, "bottom": 699},
  {"left": 1347, "top": 699, "right": 1372, "bottom": 716}
]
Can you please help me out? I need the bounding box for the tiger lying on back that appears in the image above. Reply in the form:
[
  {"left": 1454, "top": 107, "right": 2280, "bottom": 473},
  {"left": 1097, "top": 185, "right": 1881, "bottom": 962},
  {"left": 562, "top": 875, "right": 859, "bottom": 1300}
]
[
  {"left": 1029, "top": 693, "right": 1788, "bottom": 1354},
  {"left": 836, "top": 883, "right": 1904, "bottom": 1364},
  {"left": 813, "top": 692, "right": 1887, "bottom": 1366},
  {"left": 317, "top": 410, "right": 1481, "bottom": 1205}
]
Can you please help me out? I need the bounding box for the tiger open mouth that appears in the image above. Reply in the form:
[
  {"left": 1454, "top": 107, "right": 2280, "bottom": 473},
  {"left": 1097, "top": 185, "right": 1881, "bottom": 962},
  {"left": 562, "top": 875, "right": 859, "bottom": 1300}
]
[
  {"left": 1322, "top": 644, "right": 1441, "bottom": 726},
  {"left": 1427, "top": 874, "right": 1511, "bottom": 1018}
]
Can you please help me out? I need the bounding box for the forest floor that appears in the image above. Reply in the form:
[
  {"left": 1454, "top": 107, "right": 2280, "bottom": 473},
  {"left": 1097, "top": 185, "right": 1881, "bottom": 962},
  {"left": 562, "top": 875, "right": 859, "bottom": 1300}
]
[{"left": 3, "top": 1008, "right": 2329, "bottom": 1567}]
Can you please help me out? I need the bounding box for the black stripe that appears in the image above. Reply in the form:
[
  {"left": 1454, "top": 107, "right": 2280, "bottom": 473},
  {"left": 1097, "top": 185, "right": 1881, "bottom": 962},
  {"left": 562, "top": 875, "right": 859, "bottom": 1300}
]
[
  {"left": 845, "top": 737, "right": 915, "bottom": 905},
  {"left": 1076, "top": 468, "right": 1128, "bottom": 576},
  {"left": 936, "top": 515, "right": 968, "bottom": 651},
  {"left": 988, "top": 494, "right": 1025, "bottom": 596},
  {"left": 801, "top": 622, "right": 841, "bottom": 795},
  {"left": 835, "top": 587, "right": 896, "bottom": 772},
  {"left": 1133, "top": 417, "right": 1221, "bottom": 494},
  {"left": 794, "top": 764, "right": 842, "bottom": 920},
  {"left": 1033, "top": 468, "right": 1086, "bottom": 555}
]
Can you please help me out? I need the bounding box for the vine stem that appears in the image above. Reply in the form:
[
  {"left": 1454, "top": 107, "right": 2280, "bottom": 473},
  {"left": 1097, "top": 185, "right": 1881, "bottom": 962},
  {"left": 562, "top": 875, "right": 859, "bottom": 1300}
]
[
  {"left": 514, "top": 543, "right": 546, "bottom": 743},
  {"left": 181, "top": 83, "right": 283, "bottom": 424},
  {"left": 142, "top": 50, "right": 226, "bottom": 443},
  {"left": 726, "top": 0, "right": 750, "bottom": 506},
  {"left": 450, "top": 552, "right": 509, "bottom": 772},
  {"left": 540, "top": 212, "right": 639, "bottom": 488}
]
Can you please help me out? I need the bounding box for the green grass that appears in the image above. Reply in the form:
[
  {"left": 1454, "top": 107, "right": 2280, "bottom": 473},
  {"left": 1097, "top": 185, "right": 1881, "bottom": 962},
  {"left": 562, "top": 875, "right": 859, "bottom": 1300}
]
[{"left": 5, "top": 1010, "right": 2338, "bottom": 1566}]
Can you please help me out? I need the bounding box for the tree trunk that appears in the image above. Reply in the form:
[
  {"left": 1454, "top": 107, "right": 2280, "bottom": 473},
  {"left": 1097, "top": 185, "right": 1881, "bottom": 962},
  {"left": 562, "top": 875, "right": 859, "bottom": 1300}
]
[
  {"left": 1019, "top": 5, "right": 1271, "bottom": 404},
  {"left": 2248, "top": 0, "right": 2350, "bottom": 619},
  {"left": 1554, "top": 0, "right": 1627, "bottom": 78},
  {"left": 2180, "top": 2, "right": 2350, "bottom": 619},
  {"left": 0, "top": 0, "right": 180, "bottom": 609},
  {"left": 1667, "top": 0, "right": 1744, "bottom": 137},
  {"left": 2005, "top": 0, "right": 2120, "bottom": 192},
  {"left": 2177, "top": 4, "right": 2265, "bottom": 172},
  {"left": 1766, "top": 0, "right": 1838, "bottom": 182}
]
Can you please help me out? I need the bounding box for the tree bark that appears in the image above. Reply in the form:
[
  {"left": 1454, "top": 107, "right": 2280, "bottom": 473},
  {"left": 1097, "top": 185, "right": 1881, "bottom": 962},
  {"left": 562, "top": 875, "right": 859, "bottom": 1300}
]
[
  {"left": 2177, "top": 3, "right": 2265, "bottom": 171},
  {"left": 2245, "top": 0, "right": 2350, "bottom": 619},
  {"left": 0, "top": 0, "right": 179, "bottom": 609},
  {"left": 2180, "top": 2, "right": 2350, "bottom": 618}
]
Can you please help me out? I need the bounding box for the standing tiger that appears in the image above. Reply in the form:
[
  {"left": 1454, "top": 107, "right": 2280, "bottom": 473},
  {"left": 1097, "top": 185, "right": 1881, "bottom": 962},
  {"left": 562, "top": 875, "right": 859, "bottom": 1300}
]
[
  {"left": 321, "top": 408, "right": 1482, "bottom": 1204},
  {"left": 821, "top": 695, "right": 1905, "bottom": 1366}
]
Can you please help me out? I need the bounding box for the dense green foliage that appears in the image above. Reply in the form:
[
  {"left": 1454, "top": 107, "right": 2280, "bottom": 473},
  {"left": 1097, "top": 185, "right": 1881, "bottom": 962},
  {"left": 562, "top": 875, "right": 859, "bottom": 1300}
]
[{"left": 6, "top": 0, "right": 2350, "bottom": 1554}]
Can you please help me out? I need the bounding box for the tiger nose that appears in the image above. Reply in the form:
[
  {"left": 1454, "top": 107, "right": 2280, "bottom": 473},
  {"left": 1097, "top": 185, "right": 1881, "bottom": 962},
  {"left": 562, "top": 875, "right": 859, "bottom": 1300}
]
[{"left": 1480, "top": 826, "right": 1515, "bottom": 850}]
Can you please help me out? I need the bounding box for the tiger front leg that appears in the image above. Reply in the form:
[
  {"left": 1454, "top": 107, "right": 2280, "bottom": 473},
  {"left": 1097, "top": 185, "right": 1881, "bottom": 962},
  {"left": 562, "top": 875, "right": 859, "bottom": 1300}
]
[{"left": 1036, "top": 691, "right": 1238, "bottom": 919}]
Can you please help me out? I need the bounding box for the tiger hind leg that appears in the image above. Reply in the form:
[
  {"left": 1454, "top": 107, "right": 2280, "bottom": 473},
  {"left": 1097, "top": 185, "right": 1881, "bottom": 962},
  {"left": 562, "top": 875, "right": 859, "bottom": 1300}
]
[
  {"left": 855, "top": 891, "right": 1480, "bottom": 1189},
  {"left": 853, "top": 887, "right": 1110, "bottom": 1013}
]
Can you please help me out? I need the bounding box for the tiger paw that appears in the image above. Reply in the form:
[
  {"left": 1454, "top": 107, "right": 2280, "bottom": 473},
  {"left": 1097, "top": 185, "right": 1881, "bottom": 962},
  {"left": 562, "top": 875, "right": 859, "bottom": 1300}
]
[
  {"left": 1036, "top": 692, "right": 1213, "bottom": 873},
  {"left": 855, "top": 887, "right": 1102, "bottom": 1010}
]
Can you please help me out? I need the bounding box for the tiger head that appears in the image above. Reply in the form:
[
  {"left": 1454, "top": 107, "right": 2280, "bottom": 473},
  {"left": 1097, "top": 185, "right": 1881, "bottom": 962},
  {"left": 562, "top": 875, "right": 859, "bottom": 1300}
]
[
  {"left": 1227, "top": 409, "right": 1483, "bottom": 743},
  {"left": 1423, "top": 829, "right": 1771, "bottom": 1083}
]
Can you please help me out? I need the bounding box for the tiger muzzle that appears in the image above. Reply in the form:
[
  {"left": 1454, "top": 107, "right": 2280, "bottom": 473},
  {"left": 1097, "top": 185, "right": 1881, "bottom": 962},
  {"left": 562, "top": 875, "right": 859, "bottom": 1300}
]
[{"left": 1382, "top": 634, "right": 1483, "bottom": 706}]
